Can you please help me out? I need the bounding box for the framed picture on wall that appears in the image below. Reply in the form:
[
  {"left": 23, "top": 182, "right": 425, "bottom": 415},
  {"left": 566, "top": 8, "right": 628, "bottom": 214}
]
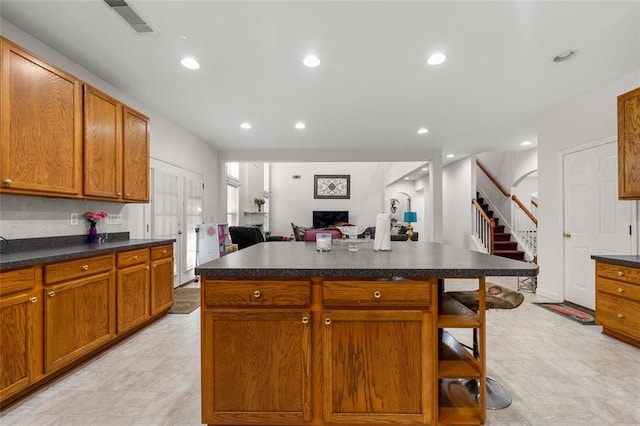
[{"left": 314, "top": 175, "right": 350, "bottom": 199}]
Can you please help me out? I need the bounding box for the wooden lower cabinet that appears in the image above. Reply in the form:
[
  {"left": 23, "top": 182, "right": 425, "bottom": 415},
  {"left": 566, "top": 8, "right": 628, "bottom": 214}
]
[
  {"left": 150, "top": 244, "right": 174, "bottom": 315},
  {"left": 202, "top": 309, "right": 312, "bottom": 424},
  {"left": 116, "top": 249, "right": 151, "bottom": 334},
  {"left": 0, "top": 267, "right": 42, "bottom": 404},
  {"left": 595, "top": 261, "right": 640, "bottom": 347},
  {"left": 322, "top": 310, "right": 432, "bottom": 424},
  {"left": 44, "top": 267, "right": 115, "bottom": 373}
]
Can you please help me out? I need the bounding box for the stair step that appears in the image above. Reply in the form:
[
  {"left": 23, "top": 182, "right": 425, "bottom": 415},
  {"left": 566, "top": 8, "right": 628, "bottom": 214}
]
[
  {"left": 494, "top": 241, "right": 518, "bottom": 250},
  {"left": 494, "top": 250, "right": 526, "bottom": 261},
  {"left": 494, "top": 232, "right": 511, "bottom": 241},
  {"left": 494, "top": 225, "right": 505, "bottom": 233}
]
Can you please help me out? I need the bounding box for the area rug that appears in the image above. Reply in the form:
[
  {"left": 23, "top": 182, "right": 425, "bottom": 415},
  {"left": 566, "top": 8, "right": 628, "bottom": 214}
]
[
  {"left": 168, "top": 287, "right": 200, "bottom": 314},
  {"left": 533, "top": 302, "right": 596, "bottom": 325}
]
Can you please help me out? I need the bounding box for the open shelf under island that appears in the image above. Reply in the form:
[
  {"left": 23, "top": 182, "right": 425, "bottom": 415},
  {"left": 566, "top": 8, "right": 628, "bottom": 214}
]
[{"left": 195, "top": 241, "right": 538, "bottom": 426}]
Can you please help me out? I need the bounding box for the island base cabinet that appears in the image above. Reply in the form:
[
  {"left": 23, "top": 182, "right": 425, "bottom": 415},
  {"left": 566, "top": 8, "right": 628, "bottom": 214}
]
[
  {"left": 201, "top": 310, "right": 312, "bottom": 425},
  {"left": 322, "top": 310, "right": 433, "bottom": 424},
  {"left": 44, "top": 272, "right": 115, "bottom": 373}
]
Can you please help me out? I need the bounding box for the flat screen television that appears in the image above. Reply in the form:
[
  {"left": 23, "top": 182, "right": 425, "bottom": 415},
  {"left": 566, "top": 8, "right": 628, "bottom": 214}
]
[{"left": 313, "top": 210, "right": 349, "bottom": 229}]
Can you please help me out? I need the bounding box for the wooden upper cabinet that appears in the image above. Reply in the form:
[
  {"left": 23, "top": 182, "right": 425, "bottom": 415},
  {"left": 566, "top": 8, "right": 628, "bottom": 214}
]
[
  {"left": 0, "top": 37, "right": 82, "bottom": 197},
  {"left": 122, "top": 106, "right": 149, "bottom": 202},
  {"left": 83, "top": 85, "right": 123, "bottom": 199},
  {"left": 618, "top": 86, "right": 640, "bottom": 199}
]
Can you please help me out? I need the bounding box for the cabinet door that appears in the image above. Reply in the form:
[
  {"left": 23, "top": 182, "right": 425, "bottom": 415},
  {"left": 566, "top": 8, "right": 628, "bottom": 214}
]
[
  {"left": 45, "top": 271, "right": 115, "bottom": 373},
  {"left": 122, "top": 106, "right": 149, "bottom": 202},
  {"left": 0, "top": 291, "right": 38, "bottom": 400},
  {"left": 202, "top": 310, "right": 312, "bottom": 425},
  {"left": 0, "top": 37, "right": 82, "bottom": 197},
  {"left": 322, "top": 310, "right": 432, "bottom": 424},
  {"left": 117, "top": 263, "right": 150, "bottom": 333},
  {"left": 83, "top": 85, "right": 122, "bottom": 199},
  {"left": 151, "top": 256, "right": 173, "bottom": 316},
  {"left": 618, "top": 86, "right": 640, "bottom": 199}
]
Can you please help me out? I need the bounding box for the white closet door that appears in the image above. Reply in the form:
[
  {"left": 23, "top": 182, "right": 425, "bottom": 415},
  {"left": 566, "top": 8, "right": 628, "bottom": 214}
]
[
  {"left": 182, "top": 171, "right": 204, "bottom": 285},
  {"left": 151, "top": 165, "right": 180, "bottom": 288}
]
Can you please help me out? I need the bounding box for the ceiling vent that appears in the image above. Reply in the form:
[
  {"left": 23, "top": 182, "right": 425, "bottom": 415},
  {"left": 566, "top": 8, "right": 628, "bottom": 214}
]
[{"left": 104, "top": 0, "right": 157, "bottom": 34}]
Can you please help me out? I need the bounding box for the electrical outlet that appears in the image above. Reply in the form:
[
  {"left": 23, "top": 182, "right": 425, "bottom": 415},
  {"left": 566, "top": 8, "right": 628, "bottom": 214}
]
[
  {"left": 69, "top": 213, "right": 78, "bottom": 225},
  {"left": 107, "top": 214, "right": 123, "bottom": 225}
]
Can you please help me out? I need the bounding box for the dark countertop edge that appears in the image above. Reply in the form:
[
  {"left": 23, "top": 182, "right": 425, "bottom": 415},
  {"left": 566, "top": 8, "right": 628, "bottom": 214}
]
[
  {"left": 0, "top": 239, "right": 176, "bottom": 271},
  {"left": 194, "top": 266, "right": 538, "bottom": 278},
  {"left": 591, "top": 255, "right": 640, "bottom": 268}
]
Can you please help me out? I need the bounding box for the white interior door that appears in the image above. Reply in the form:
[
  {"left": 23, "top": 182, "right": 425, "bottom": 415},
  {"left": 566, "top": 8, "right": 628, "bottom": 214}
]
[
  {"left": 148, "top": 160, "right": 204, "bottom": 288},
  {"left": 563, "top": 141, "right": 634, "bottom": 309}
]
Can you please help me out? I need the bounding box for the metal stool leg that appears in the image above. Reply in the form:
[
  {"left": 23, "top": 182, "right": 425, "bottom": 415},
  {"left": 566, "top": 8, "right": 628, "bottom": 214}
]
[{"left": 462, "top": 327, "right": 513, "bottom": 410}]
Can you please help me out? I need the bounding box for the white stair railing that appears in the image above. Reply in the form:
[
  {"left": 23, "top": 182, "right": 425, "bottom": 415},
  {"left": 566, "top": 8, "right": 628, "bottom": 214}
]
[
  {"left": 471, "top": 199, "right": 495, "bottom": 254},
  {"left": 511, "top": 195, "right": 537, "bottom": 262}
]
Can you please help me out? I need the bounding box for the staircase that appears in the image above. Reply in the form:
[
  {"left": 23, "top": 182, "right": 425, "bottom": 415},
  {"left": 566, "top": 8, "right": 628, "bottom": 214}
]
[{"left": 476, "top": 193, "right": 525, "bottom": 261}]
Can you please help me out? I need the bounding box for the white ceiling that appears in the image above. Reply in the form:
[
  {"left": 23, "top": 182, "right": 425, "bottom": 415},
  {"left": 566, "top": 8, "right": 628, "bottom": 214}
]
[{"left": 1, "top": 1, "right": 639, "bottom": 163}]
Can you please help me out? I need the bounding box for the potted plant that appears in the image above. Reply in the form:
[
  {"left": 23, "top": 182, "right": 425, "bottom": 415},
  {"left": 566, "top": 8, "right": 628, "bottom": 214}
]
[{"left": 254, "top": 197, "right": 265, "bottom": 212}]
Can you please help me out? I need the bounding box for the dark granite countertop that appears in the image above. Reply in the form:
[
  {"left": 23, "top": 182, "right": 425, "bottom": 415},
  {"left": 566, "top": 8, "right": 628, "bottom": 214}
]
[
  {"left": 0, "top": 233, "right": 175, "bottom": 271},
  {"left": 195, "top": 241, "right": 539, "bottom": 278},
  {"left": 591, "top": 254, "right": 640, "bottom": 268}
]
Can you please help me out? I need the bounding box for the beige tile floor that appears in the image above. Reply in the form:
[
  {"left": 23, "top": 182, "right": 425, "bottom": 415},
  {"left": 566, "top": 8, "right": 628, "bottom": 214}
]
[{"left": 1, "top": 277, "right": 639, "bottom": 425}]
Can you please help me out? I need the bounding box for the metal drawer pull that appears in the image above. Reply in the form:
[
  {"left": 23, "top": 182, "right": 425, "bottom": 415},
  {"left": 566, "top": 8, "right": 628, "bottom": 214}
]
[
  {"left": 3, "top": 178, "right": 12, "bottom": 186},
  {"left": 146, "top": 266, "right": 150, "bottom": 271},
  {"left": 618, "top": 287, "right": 624, "bottom": 293},
  {"left": 48, "top": 291, "right": 56, "bottom": 297},
  {"left": 253, "top": 290, "right": 261, "bottom": 298},
  {"left": 617, "top": 271, "right": 624, "bottom": 277},
  {"left": 152, "top": 264, "right": 157, "bottom": 268},
  {"left": 618, "top": 313, "right": 625, "bottom": 319},
  {"left": 30, "top": 296, "right": 38, "bottom": 303},
  {"left": 162, "top": 249, "right": 167, "bottom": 254},
  {"left": 82, "top": 265, "right": 89, "bottom": 271},
  {"left": 133, "top": 255, "right": 138, "bottom": 260},
  {"left": 373, "top": 290, "right": 381, "bottom": 299},
  {"left": 302, "top": 316, "right": 309, "bottom": 324},
  {"left": 324, "top": 317, "right": 332, "bottom": 325}
]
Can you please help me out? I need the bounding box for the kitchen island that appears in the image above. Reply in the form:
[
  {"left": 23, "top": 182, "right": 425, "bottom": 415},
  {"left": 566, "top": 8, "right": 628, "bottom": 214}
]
[{"left": 195, "top": 241, "right": 538, "bottom": 426}]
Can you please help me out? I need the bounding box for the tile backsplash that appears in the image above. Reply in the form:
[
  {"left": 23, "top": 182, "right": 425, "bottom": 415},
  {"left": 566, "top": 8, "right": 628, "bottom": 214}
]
[{"left": 0, "top": 194, "right": 129, "bottom": 240}]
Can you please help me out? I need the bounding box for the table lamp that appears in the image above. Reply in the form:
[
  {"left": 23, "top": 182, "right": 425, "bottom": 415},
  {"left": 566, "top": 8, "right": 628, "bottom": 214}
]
[{"left": 403, "top": 211, "right": 417, "bottom": 241}]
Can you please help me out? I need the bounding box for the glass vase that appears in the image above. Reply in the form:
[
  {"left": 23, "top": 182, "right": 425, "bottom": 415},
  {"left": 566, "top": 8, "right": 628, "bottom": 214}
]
[{"left": 88, "top": 222, "right": 98, "bottom": 243}]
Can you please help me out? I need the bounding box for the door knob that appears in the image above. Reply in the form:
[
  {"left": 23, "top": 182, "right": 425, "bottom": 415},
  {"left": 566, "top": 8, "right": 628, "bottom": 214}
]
[{"left": 563, "top": 232, "right": 571, "bottom": 238}]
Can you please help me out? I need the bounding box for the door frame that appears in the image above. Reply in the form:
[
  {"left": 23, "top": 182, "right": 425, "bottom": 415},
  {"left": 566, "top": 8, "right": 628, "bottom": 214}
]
[{"left": 561, "top": 137, "right": 638, "bottom": 303}]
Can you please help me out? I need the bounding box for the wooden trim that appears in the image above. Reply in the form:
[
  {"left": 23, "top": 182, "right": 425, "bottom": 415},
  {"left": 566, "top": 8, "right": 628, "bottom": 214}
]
[
  {"left": 511, "top": 195, "right": 538, "bottom": 226},
  {"left": 475, "top": 160, "right": 510, "bottom": 197}
]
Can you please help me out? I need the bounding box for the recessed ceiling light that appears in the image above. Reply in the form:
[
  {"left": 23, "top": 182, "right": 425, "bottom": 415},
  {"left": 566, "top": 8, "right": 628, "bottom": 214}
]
[
  {"left": 303, "top": 55, "right": 320, "bottom": 67},
  {"left": 404, "top": 177, "right": 410, "bottom": 180},
  {"left": 178, "top": 35, "right": 188, "bottom": 40},
  {"left": 417, "top": 128, "right": 429, "bottom": 135},
  {"left": 521, "top": 140, "right": 532, "bottom": 146},
  {"left": 180, "top": 57, "right": 200, "bottom": 69},
  {"left": 294, "top": 122, "right": 306, "bottom": 130},
  {"left": 553, "top": 49, "right": 579, "bottom": 63},
  {"left": 446, "top": 154, "right": 455, "bottom": 158},
  {"left": 240, "top": 122, "right": 251, "bottom": 130},
  {"left": 422, "top": 167, "right": 428, "bottom": 171},
  {"left": 427, "top": 52, "right": 446, "bottom": 66}
]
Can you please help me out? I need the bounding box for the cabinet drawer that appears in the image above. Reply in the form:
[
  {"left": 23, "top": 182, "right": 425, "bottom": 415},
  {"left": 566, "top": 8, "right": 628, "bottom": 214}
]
[
  {"left": 45, "top": 255, "right": 113, "bottom": 284},
  {"left": 597, "top": 277, "right": 640, "bottom": 301},
  {"left": 151, "top": 244, "right": 173, "bottom": 260},
  {"left": 323, "top": 281, "right": 432, "bottom": 307},
  {"left": 596, "top": 262, "right": 640, "bottom": 285},
  {"left": 596, "top": 292, "right": 640, "bottom": 340},
  {"left": 203, "top": 280, "right": 310, "bottom": 307},
  {"left": 117, "top": 249, "right": 149, "bottom": 268},
  {"left": 0, "top": 267, "right": 36, "bottom": 296}
]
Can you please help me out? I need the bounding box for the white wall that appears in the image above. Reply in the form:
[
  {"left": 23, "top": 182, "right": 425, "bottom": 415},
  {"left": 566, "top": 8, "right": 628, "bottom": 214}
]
[
  {"left": 0, "top": 20, "right": 218, "bottom": 240},
  {"left": 269, "top": 162, "right": 386, "bottom": 237},
  {"left": 443, "top": 157, "right": 475, "bottom": 249},
  {"left": 537, "top": 70, "right": 640, "bottom": 301}
]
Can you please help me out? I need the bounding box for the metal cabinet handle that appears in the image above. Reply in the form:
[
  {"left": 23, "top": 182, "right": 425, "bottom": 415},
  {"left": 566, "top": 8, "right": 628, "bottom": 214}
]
[
  {"left": 152, "top": 264, "right": 157, "bottom": 268},
  {"left": 617, "top": 271, "right": 624, "bottom": 277},
  {"left": 3, "top": 178, "right": 12, "bottom": 186},
  {"left": 253, "top": 290, "right": 261, "bottom": 298},
  {"left": 373, "top": 290, "right": 381, "bottom": 299},
  {"left": 117, "top": 192, "right": 122, "bottom": 196},
  {"left": 162, "top": 249, "right": 167, "bottom": 254},
  {"left": 324, "top": 317, "right": 332, "bottom": 325},
  {"left": 133, "top": 255, "right": 138, "bottom": 260},
  {"left": 30, "top": 296, "right": 38, "bottom": 303},
  {"left": 618, "top": 287, "right": 624, "bottom": 293},
  {"left": 618, "top": 313, "right": 625, "bottom": 319},
  {"left": 48, "top": 291, "right": 56, "bottom": 297},
  {"left": 302, "top": 316, "right": 309, "bottom": 324},
  {"left": 145, "top": 266, "right": 150, "bottom": 271},
  {"left": 82, "top": 265, "right": 89, "bottom": 271},
  {"left": 126, "top": 193, "right": 130, "bottom": 197}
]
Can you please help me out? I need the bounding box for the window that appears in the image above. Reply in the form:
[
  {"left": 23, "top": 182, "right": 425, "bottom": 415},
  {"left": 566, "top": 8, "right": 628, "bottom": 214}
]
[{"left": 227, "top": 183, "right": 239, "bottom": 226}]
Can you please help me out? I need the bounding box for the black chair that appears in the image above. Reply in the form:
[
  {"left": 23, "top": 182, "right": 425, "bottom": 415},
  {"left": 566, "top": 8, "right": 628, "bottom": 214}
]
[{"left": 228, "top": 226, "right": 265, "bottom": 250}]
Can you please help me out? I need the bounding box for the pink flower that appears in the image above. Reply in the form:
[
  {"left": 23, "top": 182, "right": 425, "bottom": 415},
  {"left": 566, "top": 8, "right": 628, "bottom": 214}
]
[{"left": 84, "top": 211, "right": 108, "bottom": 224}]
